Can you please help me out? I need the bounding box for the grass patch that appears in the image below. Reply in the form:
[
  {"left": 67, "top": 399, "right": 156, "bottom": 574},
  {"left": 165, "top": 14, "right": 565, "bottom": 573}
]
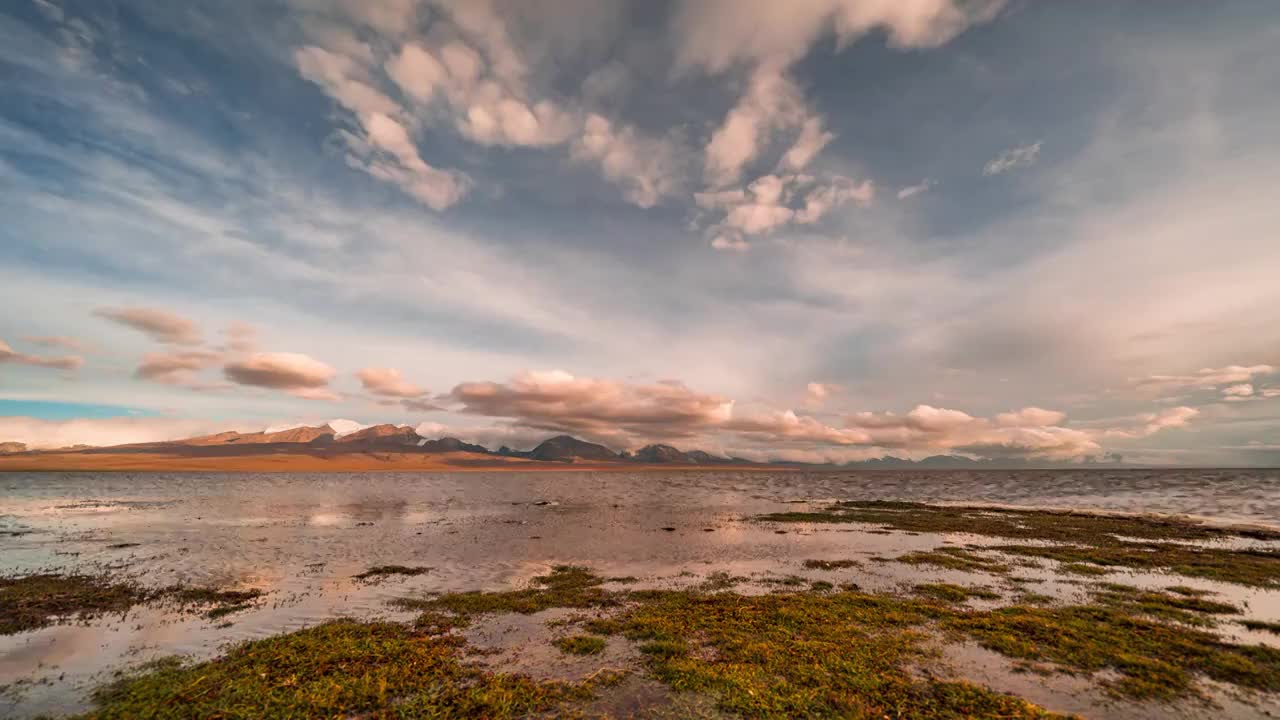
[
  {"left": 946, "top": 603, "right": 1280, "bottom": 700},
  {"left": 895, "top": 547, "right": 1011, "bottom": 574},
  {"left": 554, "top": 634, "right": 607, "bottom": 656},
  {"left": 0, "top": 574, "right": 151, "bottom": 635},
  {"left": 1242, "top": 620, "right": 1280, "bottom": 635},
  {"left": 599, "top": 590, "right": 1062, "bottom": 718},
  {"left": 913, "top": 583, "right": 1000, "bottom": 603},
  {"left": 353, "top": 565, "right": 431, "bottom": 581},
  {"left": 757, "top": 500, "right": 1279, "bottom": 543},
  {"left": 0, "top": 574, "right": 266, "bottom": 635},
  {"left": 802, "top": 559, "right": 862, "bottom": 570},
  {"left": 394, "top": 565, "right": 616, "bottom": 617},
  {"left": 77, "top": 620, "right": 598, "bottom": 719},
  {"left": 1087, "top": 585, "right": 1238, "bottom": 627},
  {"left": 997, "top": 543, "right": 1280, "bottom": 588}
]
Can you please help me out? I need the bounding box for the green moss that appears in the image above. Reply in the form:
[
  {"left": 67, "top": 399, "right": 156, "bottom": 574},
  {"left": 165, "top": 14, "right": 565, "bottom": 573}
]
[
  {"left": 895, "top": 547, "right": 1011, "bottom": 574},
  {"left": 758, "top": 500, "right": 1279, "bottom": 543},
  {"left": 997, "top": 544, "right": 1280, "bottom": 588},
  {"left": 554, "top": 634, "right": 608, "bottom": 656},
  {"left": 609, "top": 590, "right": 1060, "bottom": 718},
  {"left": 204, "top": 604, "right": 251, "bottom": 621},
  {"left": 946, "top": 604, "right": 1280, "bottom": 700},
  {"left": 913, "top": 583, "right": 1000, "bottom": 603},
  {"left": 802, "top": 559, "right": 862, "bottom": 570},
  {"left": 0, "top": 574, "right": 151, "bottom": 635},
  {"left": 1241, "top": 620, "right": 1280, "bottom": 635},
  {"left": 1090, "top": 584, "right": 1239, "bottom": 626},
  {"left": 698, "top": 571, "right": 748, "bottom": 591},
  {"left": 1059, "top": 562, "right": 1109, "bottom": 576},
  {"left": 78, "top": 620, "right": 596, "bottom": 719},
  {"left": 353, "top": 565, "right": 431, "bottom": 581},
  {"left": 809, "top": 580, "right": 834, "bottom": 592},
  {"left": 395, "top": 565, "right": 616, "bottom": 617}
]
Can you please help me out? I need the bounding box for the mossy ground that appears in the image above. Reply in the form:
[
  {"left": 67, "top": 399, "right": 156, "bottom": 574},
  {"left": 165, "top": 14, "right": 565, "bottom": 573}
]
[
  {"left": 353, "top": 564, "right": 432, "bottom": 581},
  {"left": 896, "top": 547, "right": 1012, "bottom": 574},
  {"left": 758, "top": 501, "right": 1280, "bottom": 588},
  {"left": 0, "top": 574, "right": 263, "bottom": 634},
  {"left": 913, "top": 583, "right": 1001, "bottom": 602},
  {"left": 80, "top": 620, "right": 598, "bottom": 719},
  {"left": 555, "top": 634, "right": 608, "bottom": 656},
  {"left": 68, "top": 563, "right": 1280, "bottom": 718}
]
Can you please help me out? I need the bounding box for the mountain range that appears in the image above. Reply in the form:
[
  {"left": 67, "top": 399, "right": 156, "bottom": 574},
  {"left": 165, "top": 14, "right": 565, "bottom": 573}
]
[{"left": 0, "top": 424, "right": 746, "bottom": 471}]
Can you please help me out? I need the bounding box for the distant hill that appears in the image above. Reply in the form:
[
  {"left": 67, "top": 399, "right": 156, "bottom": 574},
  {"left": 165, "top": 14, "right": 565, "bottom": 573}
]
[
  {"left": 631, "top": 444, "right": 733, "bottom": 464},
  {"left": 418, "top": 436, "right": 489, "bottom": 454},
  {"left": 335, "top": 424, "right": 421, "bottom": 448},
  {"left": 0, "top": 427, "right": 766, "bottom": 472},
  {"left": 525, "top": 435, "right": 618, "bottom": 462},
  {"left": 182, "top": 425, "right": 336, "bottom": 446}
]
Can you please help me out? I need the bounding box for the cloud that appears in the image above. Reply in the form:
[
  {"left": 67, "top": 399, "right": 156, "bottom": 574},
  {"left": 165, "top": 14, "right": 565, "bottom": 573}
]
[
  {"left": 94, "top": 306, "right": 202, "bottom": 345},
  {"left": 293, "top": 43, "right": 472, "bottom": 211},
  {"left": 701, "top": 174, "right": 873, "bottom": 245},
  {"left": 0, "top": 338, "right": 84, "bottom": 371},
  {"left": 357, "top": 366, "right": 426, "bottom": 398},
  {"left": 896, "top": 178, "right": 935, "bottom": 199},
  {"left": 224, "top": 352, "right": 338, "bottom": 400},
  {"left": 983, "top": 140, "right": 1042, "bottom": 175},
  {"left": 794, "top": 176, "right": 874, "bottom": 224},
  {"left": 222, "top": 322, "right": 257, "bottom": 353},
  {"left": 1103, "top": 406, "right": 1199, "bottom": 439},
  {"left": 0, "top": 416, "right": 265, "bottom": 449},
  {"left": 994, "top": 407, "right": 1067, "bottom": 427},
  {"left": 780, "top": 117, "right": 834, "bottom": 173},
  {"left": 1136, "top": 364, "right": 1274, "bottom": 394},
  {"left": 672, "top": 0, "right": 1006, "bottom": 73},
  {"left": 726, "top": 404, "right": 1099, "bottom": 460},
  {"left": 449, "top": 369, "right": 733, "bottom": 444},
  {"left": 135, "top": 349, "right": 223, "bottom": 386},
  {"left": 803, "top": 382, "right": 847, "bottom": 410},
  {"left": 572, "top": 114, "right": 681, "bottom": 208},
  {"left": 23, "top": 335, "right": 89, "bottom": 353},
  {"left": 1222, "top": 383, "right": 1254, "bottom": 399},
  {"left": 704, "top": 61, "right": 806, "bottom": 187}
]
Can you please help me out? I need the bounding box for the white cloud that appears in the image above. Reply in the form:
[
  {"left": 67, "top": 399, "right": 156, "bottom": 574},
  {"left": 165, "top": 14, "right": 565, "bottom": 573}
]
[
  {"left": 704, "top": 61, "right": 806, "bottom": 187},
  {"left": 224, "top": 352, "right": 339, "bottom": 400},
  {"left": 672, "top": 0, "right": 1005, "bottom": 73},
  {"left": 294, "top": 42, "right": 472, "bottom": 211},
  {"left": 1103, "top": 406, "right": 1199, "bottom": 439},
  {"left": 572, "top": 114, "right": 681, "bottom": 208},
  {"left": 0, "top": 338, "right": 84, "bottom": 371},
  {"left": 795, "top": 177, "right": 874, "bottom": 224},
  {"left": 780, "top": 117, "right": 834, "bottom": 173},
  {"left": 983, "top": 140, "right": 1042, "bottom": 175},
  {"left": 94, "top": 306, "right": 202, "bottom": 345},
  {"left": 1222, "top": 383, "right": 1254, "bottom": 397},
  {"left": 1137, "top": 364, "right": 1274, "bottom": 394},
  {"left": 358, "top": 366, "right": 427, "bottom": 398},
  {"left": 896, "top": 178, "right": 935, "bottom": 199},
  {"left": 0, "top": 416, "right": 265, "bottom": 449}
]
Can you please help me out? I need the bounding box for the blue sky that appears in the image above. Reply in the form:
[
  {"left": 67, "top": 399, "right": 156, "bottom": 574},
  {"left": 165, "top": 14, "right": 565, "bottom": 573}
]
[{"left": 2, "top": 0, "right": 1279, "bottom": 464}]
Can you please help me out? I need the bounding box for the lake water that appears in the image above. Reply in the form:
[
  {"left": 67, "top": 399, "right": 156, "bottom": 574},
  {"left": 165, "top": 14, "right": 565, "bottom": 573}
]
[{"left": 2, "top": 469, "right": 1279, "bottom": 718}]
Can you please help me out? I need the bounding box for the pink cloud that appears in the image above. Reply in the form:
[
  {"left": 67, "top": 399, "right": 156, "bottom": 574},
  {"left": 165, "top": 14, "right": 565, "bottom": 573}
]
[
  {"left": 357, "top": 366, "right": 426, "bottom": 398},
  {"left": 94, "top": 306, "right": 202, "bottom": 345},
  {"left": 0, "top": 338, "right": 84, "bottom": 371},
  {"left": 224, "top": 352, "right": 338, "bottom": 400}
]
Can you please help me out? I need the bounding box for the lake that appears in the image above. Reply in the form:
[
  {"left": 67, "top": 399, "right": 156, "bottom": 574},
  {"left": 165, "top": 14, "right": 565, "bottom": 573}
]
[{"left": 2, "top": 469, "right": 1279, "bottom": 718}]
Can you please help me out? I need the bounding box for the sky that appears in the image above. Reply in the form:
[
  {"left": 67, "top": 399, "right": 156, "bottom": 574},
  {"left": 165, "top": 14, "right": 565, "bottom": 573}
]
[{"left": 1, "top": 0, "right": 1279, "bottom": 465}]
